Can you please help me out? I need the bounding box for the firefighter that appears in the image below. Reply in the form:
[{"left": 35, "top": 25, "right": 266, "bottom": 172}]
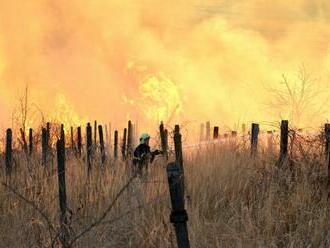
[{"left": 133, "top": 133, "right": 162, "bottom": 176}]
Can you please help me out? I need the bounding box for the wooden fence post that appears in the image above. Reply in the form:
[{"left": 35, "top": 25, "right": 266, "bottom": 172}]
[
  {"left": 325, "top": 123, "right": 330, "bottom": 160},
  {"left": 174, "top": 125, "right": 185, "bottom": 199},
  {"left": 86, "top": 123, "right": 92, "bottom": 171},
  {"left": 98, "top": 125, "right": 106, "bottom": 165},
  {"left": 42, "top": 127, "right": 48, "bottom": 165},
  {"left": 5, "top": 129, "right": 12, "bottom": 176},
  {"left": 20, "top": 128, "right": 28, "bottom": 154},
  {"left": 213, "top": 126, "right": 219, "bottom": 140},
  {"left": 114, "top": 130, "right": 118, "bottom": 160},
  {"left": 122, "top": 128, "right": 127, "bottom": 160},
  {"left": 205, "top": 121, "right": 211, "bottom": 141},
  {"left": 166, "top": 162, "right": 190, "bottom": 248},
  {"left": 46, "top": 122, "right": 50, "bottom": 146},
  {"left": 174, "top": 125, "right": 183, "bottom": 171},
  {"left": 94, "top": 120, "right": 97, "bottom": 146},
  {"left": 279, "top": 120, "right": 289, "bottom": 166},
  {"left": 326, "top": 124, "right": 330, "bottom": 185},
  {"left": 60, "top": 124, "right": 65, "bottom": 143},
  {"left": 56, "top": 138, "right": 69, "bottom": 247},
  {"left": 77, "top": 126, "right": 82, "bottom": 158},
  {"left": 251, "top": 123, "right": 259, "bottom": 156},
  {"left": 127, "top": 121, "right": 133, "bottom": 158},
  {"left": 29, "top": 128, "right": 33, "bottom": 156},
  {"left": 160, "top": 122, "right": 168, "bottom": 160}
]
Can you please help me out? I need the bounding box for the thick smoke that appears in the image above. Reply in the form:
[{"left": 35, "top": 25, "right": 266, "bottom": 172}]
[{"left": 0, "top": 0, "right": 329, "bottom": 131}]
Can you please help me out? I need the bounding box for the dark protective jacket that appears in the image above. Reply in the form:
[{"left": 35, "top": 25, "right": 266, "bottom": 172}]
[{"left": 133, "top": 144, "right": 161, "bottom": 169}]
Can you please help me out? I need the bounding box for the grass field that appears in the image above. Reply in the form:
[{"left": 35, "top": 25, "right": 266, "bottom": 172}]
[{"left": 1, "top": 132, "right": 330, "bottom": 247}]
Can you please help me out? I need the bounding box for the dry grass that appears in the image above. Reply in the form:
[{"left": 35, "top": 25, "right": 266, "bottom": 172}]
[{"left": 1, "top": 136, "right": 330, "bottom": 247}]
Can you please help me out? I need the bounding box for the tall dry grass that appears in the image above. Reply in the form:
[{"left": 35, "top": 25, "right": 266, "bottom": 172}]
[{"left": 1, "top": 133, "right": 330, "bottom": 247}]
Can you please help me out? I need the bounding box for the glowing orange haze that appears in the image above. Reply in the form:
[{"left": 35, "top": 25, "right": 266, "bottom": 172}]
[{"left": 0, "top": 0, "right": 330, "bottom": 134}]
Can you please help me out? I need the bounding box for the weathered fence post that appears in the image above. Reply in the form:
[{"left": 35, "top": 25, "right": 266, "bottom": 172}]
[
  {"left": 86, "top": 123, "right": 92, "bottom": 171},
  {"left": 127, "top": 121, "right": 133, "bottom": 159},
  {"left": 165, "top": 129, "right": 168, "bottom": 153},
  {"left": 205, "top": 121, "right": 211, "bottom": 141},
  {"left": 213, "top": 126, "right": 219, "bottom": 140},
  {"left": 325, "top": 124, "right": 330, "bottom": 160},
  {"left": 160, "top": 122, "right": 168, "bottom": 160},
  {"left": 94, "top": 120, "right": 97, "bottom": 146},
  {"left": 98, "top": 125, "right": 106, "bottom": 165},
  {"left": 114, "top": 130, "right": 118, "bottom": 160},
  {"left": 122, "top": 128, "right": 127, "bottom": 160},
  {"left": 326, "top": 124, "right": 330, "bottom": 185},
  {"left": 29, "top": 128, "right": 33, "bottom": 156},
  {"left": 42, "top": 127, "right": 48, "bottom": 165},
  {"left": 174, "top": 125, "right": 183, "bottom": 171},
  {"left": 77, "top": 126, "right": 82, "bottom": 157},
  {"left": 174, "top": 125, "right": 185, "bottom": 199},
  {"left": 166, "top": 162, "right": 190, "bottom": 248},
  {"left": 279, "top": 120, "right": 289, "bottom": 166},
  {"left": 60, "top": 124, "right": 65, "bottom": 143},
  {"left": 46, "top": 122, "right": 50, "bottom": 145},
  {"left": 20, "top": 128, "right": 28, "bottom": 154},
  {"left": 56, "top": 137, "right": 69, "bottom": 247},
  {"left": 251, "top": 123, "right": 259, "bottom": 156},
  {"left": 5, "top": 129, "right": 12, "bottom": 176}
]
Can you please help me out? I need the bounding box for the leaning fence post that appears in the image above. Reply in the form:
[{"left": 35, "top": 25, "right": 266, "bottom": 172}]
[
  {"left": 160, "top": 122, "right": 168, "bottom": 160},
  {"left": 56, "top": 137, "right": 69, "bottom": 247},
  {"left": 98, "top": 125, "right": 106, "bottom": 165},
  {"left": 29, "top": 128, "right": 33, "bottom": 156},
  {"left": 42, "top": 127, "right": 48, "bottom": 165},
  {"left": 5, "top": 129, "right": 12, "bottom": 176},
  {"left": 251, "top": 123, "right": 259, "bottom": 156},
  {"left": 122, "top": 128, "right": 127, "bottom": 160},
  {"left": 77, "top": 126, "right": 82, "bottom": 157},
  {"left": 86, "top": 123, "right": 92, "bottom": 171},
  {"left": 279, "top": 120, "right": 289, "bottom": 166},
  {"left": 166, "top": 162, "right": 190, "bottom": 248},
  {"left": 114, "top": 130, "right": 118, "bottom": 160},
  {"left": 213, "top": 126, "right": 219, "bottom": 140}
]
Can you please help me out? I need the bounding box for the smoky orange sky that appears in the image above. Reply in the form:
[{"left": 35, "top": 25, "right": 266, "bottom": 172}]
[{"left": 0, "top": 0, "right": 330, "bottom": 131}]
